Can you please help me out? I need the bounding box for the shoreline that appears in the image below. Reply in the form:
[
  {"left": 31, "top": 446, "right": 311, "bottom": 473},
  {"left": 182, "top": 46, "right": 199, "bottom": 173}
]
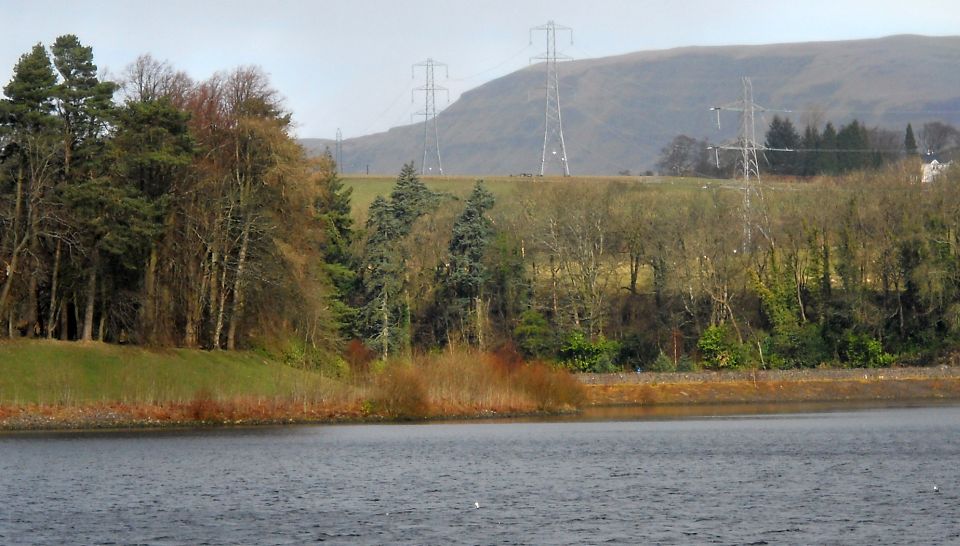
[
  {"left": 4, "top": 366, "right": 960, "bottom": 432},
  {"left": 582, "top": 366, "right": 960, "bottom": 406}
]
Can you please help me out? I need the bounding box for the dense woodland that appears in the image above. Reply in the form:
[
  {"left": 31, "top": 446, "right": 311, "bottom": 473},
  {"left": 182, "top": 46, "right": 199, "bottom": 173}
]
[
  {"left": 0, "top": 36, "right": 344, "bottom": 364},
  {"left": 4, "top": 36, "right": 960, "bottom": 374}
]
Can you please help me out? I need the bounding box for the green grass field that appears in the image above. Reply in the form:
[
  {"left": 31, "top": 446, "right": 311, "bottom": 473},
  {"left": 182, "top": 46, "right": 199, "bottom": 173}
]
[
  {"left": 0, "top": 340, "right": 337, "bottom": 405},
  {"left": 342, "top": 174, "right": 721, "bottom": 217}
]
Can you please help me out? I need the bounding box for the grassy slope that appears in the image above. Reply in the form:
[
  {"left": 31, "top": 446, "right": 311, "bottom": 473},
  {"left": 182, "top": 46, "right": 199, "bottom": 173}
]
[
  {"left": 343, "top": 174, "right": 717, "bottom": 216},
  {"left": 0, "top": 340, "right": 335, "bottom": 405}
]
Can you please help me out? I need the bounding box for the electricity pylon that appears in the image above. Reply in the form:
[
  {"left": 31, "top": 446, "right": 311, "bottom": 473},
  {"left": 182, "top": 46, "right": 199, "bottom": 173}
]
[
  {"left": 709, "top": 77, "right": 771, "bottom": 251},
  {"left": 335, "top": 128, "right": 342, "bottom": 173},
  {"left": 412, "top": 58, "right": 448, "bottom": 175},
  {"left": 531, "top": 21, "right": 573, "bottom": 176}
]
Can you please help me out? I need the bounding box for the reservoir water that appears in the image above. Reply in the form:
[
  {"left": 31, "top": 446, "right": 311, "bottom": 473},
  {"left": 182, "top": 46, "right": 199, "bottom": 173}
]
[{"left": 2, "top": 405, "right": 959, "bottom": 544}]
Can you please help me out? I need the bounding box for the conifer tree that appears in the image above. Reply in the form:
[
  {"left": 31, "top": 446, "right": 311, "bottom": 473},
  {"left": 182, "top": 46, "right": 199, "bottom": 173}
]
[
  {"left": 440, "top": 181, "right": 495, "bottom": 345},
  {"left": 0, "top": 43, "right": 60, "bottom": 334},
  {"left": 358, "top": 163, "right": 438, "bottom": 358},
  {"left": 764, "top": 116, "right": 800, "bottom": 175},
  {"left": 904, "top": 123, "right": 918, "bottom": 156}
]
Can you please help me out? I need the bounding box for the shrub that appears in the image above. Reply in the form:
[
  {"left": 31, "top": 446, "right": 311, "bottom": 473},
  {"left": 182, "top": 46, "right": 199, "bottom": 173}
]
[
  {"left": 677, "top": 354, "right": 697, "bottom": 372},
  {"left": 513, "top": 361, "right": 586, "bottom": 410},
  {"left": 839, "top": 332, "right": 894, "bottom": 368},
  {"left": 513, "top": 310, "right": 555, "bottom": 359},
  {"left": 368, "top": 364, "right": 428, "bottom": 418},
  {"left": 647, "top": 351, "right": 677, "bottom": 372},
  {"left": 619, "top": 333, "right": 658, "bottom": 371},
  {"left": 763, "top": 323, "right": 830, "bottom": 369},
  {"left": 559, "top": 331, "right": 621, "bottom": 373},
  {"left": 697, "top": 324, "right": 746, "bottom": 369}
]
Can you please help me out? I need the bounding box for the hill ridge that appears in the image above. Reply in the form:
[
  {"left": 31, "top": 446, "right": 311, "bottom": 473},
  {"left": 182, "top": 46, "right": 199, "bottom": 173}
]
[{"left": 302, "top": 34, "right": 960, "bottom": 175}]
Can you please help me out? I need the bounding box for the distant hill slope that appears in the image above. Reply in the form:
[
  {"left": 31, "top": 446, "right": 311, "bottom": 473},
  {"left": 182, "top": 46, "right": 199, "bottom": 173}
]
[{"left": 302, "top": 35, "right": 960, "bottom": 176}]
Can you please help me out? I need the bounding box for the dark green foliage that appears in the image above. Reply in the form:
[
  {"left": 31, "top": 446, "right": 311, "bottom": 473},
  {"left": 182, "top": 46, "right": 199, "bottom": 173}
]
[
  {"left": 111, "top": 98, "right": 193, "bottom": 200},
  {"left": 436, "top": 181, "right": 495, "bottom": 344},
  {"left": 904, "top": 123, "right": 918, "bottom": 156},
  {"left": 390, "top": 162, "right": 438, "bottom": 232},
  {"left": 1, "top": 44, "right": 59, "bottom": 133},
  {"left": 753, "top": 251, "right": 830, "bottom": 368},
  {"left": 799, "top": 124, "right": 821, "bottom": 176},
  {"left": 648, "top": 351, "right": 677, "bottom": 373},
  {"left": 697, "top": 324, "right": 745, "bottom": 369},
  {"left": 764, "top": 115, "right": 800, "bottom": 175},
  {"left": 314, "top": 152, "right": 355, "bottom": 265},
  {"left": 50, "top": 34, "right": 117, "bottom": 173},
  {"left": 61, "top": 177, "right": 159, "bottom": 268},
  {"left": 836, "top": 120, "right": 869, "bottom": 173},
  {"left": 559, "top": 331, "right": 620, "bottom": 373},
  {"left": 838, "top": 332, "right": 893, "bottom": 368},
  {"left": 485, "top": 232, "right": 529, "bottom": 333},
  {"left": 358, "top": 163, "right": 439, "bottom": 356},
  {"left": 314, "top": 152, "right": 357, "bottom": 334},
  {"left": 513, "top": 309, "right": 554, "bottom": 359},
  {"left": 817, "top": 123, "right": 839, "bottom": 175}
]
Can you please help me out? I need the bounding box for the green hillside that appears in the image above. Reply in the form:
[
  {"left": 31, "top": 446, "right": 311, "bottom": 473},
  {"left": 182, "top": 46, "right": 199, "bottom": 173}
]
[{"left": 0, "top": 341, "right": 335, "bottom": 405}]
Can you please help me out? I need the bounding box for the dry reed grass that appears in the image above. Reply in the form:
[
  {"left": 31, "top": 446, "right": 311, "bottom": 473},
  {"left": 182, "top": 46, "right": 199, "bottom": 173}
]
[{"left": 0, "top": 343, "right": 586, "bottom": 429}]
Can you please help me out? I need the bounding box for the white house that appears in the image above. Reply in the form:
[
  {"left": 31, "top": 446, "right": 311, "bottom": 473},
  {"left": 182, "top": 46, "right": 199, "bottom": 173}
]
[{"left": 922, "top": 153, "right": 952, "bottom": 184}]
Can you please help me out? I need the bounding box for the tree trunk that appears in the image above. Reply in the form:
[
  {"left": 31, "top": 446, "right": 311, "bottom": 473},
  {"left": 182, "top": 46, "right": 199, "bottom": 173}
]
[
  {"left": 60, "top": 299, "right": 69, "bottom": 341},
  {"left": 209, "top": 248, "right": 221, "bottom": 344},
  {"left": 381, "top": 290, "right": 389, "bottom": 360},
  {"left": 81, "top": 249, "right": 98, "bottom": 342},
  {"left": 98, "top": 275, "right": 107, "bottom": 342},
  {"left": 26, "top": 266, "right": 38, "bottom": 338},
  {"left": 0, "top": 251, "right": 22, "bottom": 322},
  {"left": 475, "top": 295, "right": 484, "bottom": 350},
  {"left": 0, "top": 169, "right": 26, "bottom": 319},
  {"left": 141, "top": 247, "right": 158, "bottom": 343},
  {"left": 628, "top": 252, "right": 640, "bottom": 295},
  {"left": 47, "top": 239, "right": 61, "bottom": 339},
  {"left": 213, "top": 257, "right": 229, "bottom": 349},
  {"left": 226, "top": 222, "right": 251, "bottom": 351}
]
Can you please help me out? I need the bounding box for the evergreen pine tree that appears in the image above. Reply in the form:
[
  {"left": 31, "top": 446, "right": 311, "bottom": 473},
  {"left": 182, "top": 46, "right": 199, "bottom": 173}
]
[
  {"left": 764, "top": 116, "right": 800, "bottom": 175},
  {"left": 357, "top": 163, "right": 438, "bottom": 358},
  {"left": 799, "top": 124, "right": 821, "bottom": 176},
  {"left": 440, "top": 181, "right": 495, "bottom": 345},
  {"left": 904, "top": 123, "right": 918, "bottom": 156},
  {"left": 818, "top": 123, "right": 839, "bottom": 175}
]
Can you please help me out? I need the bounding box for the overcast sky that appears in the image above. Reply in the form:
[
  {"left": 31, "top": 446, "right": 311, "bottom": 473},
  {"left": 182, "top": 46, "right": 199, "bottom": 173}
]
[{"left": 2, "top": 0, "right": 959, "bottom": 139}]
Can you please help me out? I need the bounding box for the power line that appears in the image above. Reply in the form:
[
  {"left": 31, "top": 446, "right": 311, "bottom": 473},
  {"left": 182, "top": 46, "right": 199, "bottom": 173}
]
[
  {"left": 412, "top": 58, "right": 449, "bottom": 175},
  {"left": 448, "top": 44, "right": 534, "bottom": 83},
  {"left": 531, "top": 20, "right": 573, "bottom": 177}
]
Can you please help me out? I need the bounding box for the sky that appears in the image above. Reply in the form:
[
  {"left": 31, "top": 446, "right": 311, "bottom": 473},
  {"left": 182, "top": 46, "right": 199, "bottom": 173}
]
[{"left": 2, "top": 0, "right": 959, "bottom": 139}]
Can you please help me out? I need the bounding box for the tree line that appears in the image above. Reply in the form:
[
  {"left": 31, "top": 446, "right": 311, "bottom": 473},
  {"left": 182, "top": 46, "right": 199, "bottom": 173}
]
[
  {"left": 345, "top": 161, "right": 960, "bottom": 372},
  {"left": 0, "top": 36, "right": 348, "bottom": 365},
  {"left": 6, "top": 35, "right": 960, "bottom": 375},
  {"left": 657, "top": 117, "right": 959, "bottom": 179}
]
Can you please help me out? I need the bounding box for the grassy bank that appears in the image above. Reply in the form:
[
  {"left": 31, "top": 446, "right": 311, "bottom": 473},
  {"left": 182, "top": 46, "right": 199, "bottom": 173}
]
[{"left": 0, "top": 341, "right": 583, "bottom": 430}]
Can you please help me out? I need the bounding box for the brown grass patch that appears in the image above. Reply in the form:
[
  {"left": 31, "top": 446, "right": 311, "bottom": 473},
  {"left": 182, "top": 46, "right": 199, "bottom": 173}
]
[{"left": 585, "top": 377, "right": 960, "bottom": 406}]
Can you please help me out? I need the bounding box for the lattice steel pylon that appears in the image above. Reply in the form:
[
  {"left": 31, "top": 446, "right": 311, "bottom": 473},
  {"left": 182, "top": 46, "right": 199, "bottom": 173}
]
[
  {"left": 412, "top": 58, "right": 448, "bottom": 175},
  {"left": 531, "top": 21, "right": 573, "bottom": 176},
  {"left": 710, "top": 77, "right": 770, "bottom": 251}
]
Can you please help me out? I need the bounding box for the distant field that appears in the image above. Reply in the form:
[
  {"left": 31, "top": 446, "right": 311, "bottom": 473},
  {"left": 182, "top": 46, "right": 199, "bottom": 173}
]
[{"left": 341, "top": 174, "right": 727, "bottom": 217}]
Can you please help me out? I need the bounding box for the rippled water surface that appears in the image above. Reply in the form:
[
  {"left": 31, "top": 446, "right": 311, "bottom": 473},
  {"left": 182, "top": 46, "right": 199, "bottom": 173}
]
[{"left": 2, "top": 406, "right": 959, "bottom": 545}]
